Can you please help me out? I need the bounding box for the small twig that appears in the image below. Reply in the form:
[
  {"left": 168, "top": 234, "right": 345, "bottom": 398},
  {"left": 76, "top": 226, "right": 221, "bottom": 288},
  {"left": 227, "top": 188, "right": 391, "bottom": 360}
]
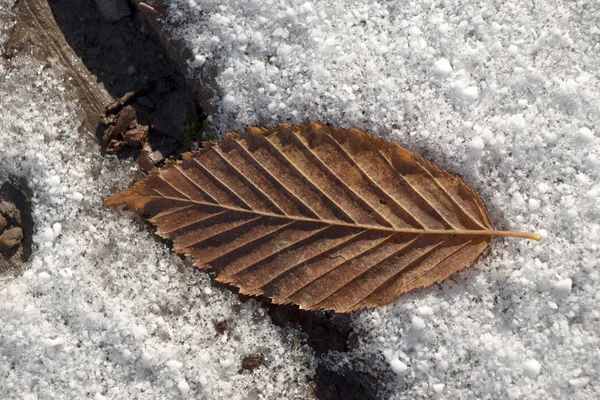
[
  {"left": 138, "top": 2, "right": 166, "bottom": 19},
  {"left": 138, "top": 2, "right": 157, "bottom": 14},
  {"left": 105, "top": 91, "right": 136, "bottom": 113}
]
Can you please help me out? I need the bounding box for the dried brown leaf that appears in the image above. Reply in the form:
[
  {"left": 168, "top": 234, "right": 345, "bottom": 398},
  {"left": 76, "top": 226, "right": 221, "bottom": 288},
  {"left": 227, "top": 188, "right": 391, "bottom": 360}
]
[{"left": 105, "top": 123, "right": 540, "bottom": 312}]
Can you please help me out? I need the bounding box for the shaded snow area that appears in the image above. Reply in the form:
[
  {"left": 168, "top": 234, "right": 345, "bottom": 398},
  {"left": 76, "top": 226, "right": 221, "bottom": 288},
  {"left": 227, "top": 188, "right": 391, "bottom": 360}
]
[
  {"left": 0, "top": 61, "right": 314, "bottom": 398},
  {"left": 167, "top": 0, "right": 600, "bottom": 398},
  {"left": 0, "top": 0, "right": 14, "bottom": 52}
]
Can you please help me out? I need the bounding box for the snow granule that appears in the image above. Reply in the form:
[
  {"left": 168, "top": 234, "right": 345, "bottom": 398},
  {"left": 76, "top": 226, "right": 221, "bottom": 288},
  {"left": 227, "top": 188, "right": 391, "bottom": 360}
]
[
  {"left": 469, "top": 137, "right": 485, "bottom": 151},
  {"left": 52, "top": 222, "right": 62, "bottom": 236},
  {"left": 177, "top": 379, "right": 189, "bottom": 397},
  {"left": 432, "top": 383, "right": 445, "bottom": 393},
  {"left": 507, "top": 44, "right": 519, "bottom": 56},
  {"left": 577, "top": 127, "right": 594, "bottom": 144},
  {"left": 417, "top": 305, "right": 434, "bottom": 316},
  {"left": 553, "top": 278, "right": 573, "bottom": 297},
  {"left": 528, "top": 198, "right": 541, "bottom": 212},
  {"left": 42, "top": 226, "right": 55, "bottom": 242},
  {"left": 523, "top": 360, "right": 542, "bottom": 378},
  {"left": 461, "top": 86, "right": 479, "bottom": 101},
  {"left": 37, "top": 271, "right": 51, "bottom": 284},
  {"left": 411, "top": 316, "right": 426, "bottom": 331},
  {"left": 390, "top": 358, "right": 408, "bottom": 375},
  {"left": 433, "top": 58, "right": 452, "bottom": 78}
]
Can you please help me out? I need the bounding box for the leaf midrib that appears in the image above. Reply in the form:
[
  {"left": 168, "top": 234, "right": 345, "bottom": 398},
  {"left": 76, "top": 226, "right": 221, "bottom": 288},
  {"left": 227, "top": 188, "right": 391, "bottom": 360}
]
[{"left": 150, "top": 195, "right": 537, "bottom": 240}]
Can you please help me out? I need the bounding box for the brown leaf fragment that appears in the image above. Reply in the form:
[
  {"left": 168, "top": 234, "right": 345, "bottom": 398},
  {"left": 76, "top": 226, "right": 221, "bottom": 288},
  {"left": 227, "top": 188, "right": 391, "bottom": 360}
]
[
  {"left": 241, "top": 355, "right": 263, "bottom": 371},
  {"left": 213, "top": 320, "right": 228, "bottom": 335},
  {"left": 104, "top": 105, "right": 149, "bottom": 154},
  {"left": 105, "top": 123, "right": 540, "bottom": 312},
  {"left": 110, "top": 105, "right": 137, "bottom": 136},
  {"left": 124, "top": 125, "right": 149, "bottom": 147}
]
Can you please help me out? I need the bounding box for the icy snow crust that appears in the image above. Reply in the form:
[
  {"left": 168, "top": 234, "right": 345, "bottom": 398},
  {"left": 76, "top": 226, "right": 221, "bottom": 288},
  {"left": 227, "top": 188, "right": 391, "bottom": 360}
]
[
  {"left": 168, "top": 0, "right": 600, "bottom": 398},
  {"left": 0, "top": 60, "right": 314, "bottom": 398}
]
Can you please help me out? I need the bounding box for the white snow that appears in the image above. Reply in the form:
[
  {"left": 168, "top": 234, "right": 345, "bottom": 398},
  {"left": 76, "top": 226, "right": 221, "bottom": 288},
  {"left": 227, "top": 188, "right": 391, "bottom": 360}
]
[
  {"left": 417, "top": 305, "right": 434, "bottom": 316},
  {"left": 411, "top": 316, "right": 426, "bottom": 331},
  {"left": 432, "top": 383, "right": 445, "bottom": 393},
  {"left": 523, "top": 359, "right": 542, "bottom": 378},
  {"left": 577, "top": 127, "right": 594, "bottom": 144},
  {"left": 166, "top": 0, "right": 600, "bottom": 398},
  {"left": 553, "top": 278, "right": 573, "bottom": 297},
  {"left": 461, "top": 86, "right": 480, "bottom": 102},
  {"left": 528, "top": 198, "right": 541, "bottom": 212},
  {"left": 177, "top": 379, "right": 190, "bottom": 397},
  {"left": 390, "top": 358, "right": 408, "bottom": 375},
  {"left": 433, "top": 58, "right": 452, "bottom": 78},
  {"left": 469, "top": 136, "right": 485, "bottom": 151}
]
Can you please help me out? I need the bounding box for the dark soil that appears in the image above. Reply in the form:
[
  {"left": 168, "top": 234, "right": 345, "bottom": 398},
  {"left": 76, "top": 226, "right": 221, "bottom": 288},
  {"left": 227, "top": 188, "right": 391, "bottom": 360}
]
[{"left": 48, "top": 0, "right": 200, "bottom": 160}]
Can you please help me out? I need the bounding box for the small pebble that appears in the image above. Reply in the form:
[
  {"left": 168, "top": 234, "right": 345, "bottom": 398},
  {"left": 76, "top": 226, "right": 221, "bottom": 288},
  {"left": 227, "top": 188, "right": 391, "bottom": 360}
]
[{"left": 214, "top": 320, "right": 228, "bottom": 335}]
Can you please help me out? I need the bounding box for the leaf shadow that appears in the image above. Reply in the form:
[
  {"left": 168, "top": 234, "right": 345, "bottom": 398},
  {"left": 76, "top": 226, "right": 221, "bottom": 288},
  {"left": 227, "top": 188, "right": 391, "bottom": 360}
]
[{"left": 212, "top": 277, "right": 391, "bottom": 400}]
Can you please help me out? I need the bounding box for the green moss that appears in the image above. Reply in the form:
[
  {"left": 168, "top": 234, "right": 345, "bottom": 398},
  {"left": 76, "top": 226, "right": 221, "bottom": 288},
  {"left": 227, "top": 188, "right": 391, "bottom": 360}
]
[{"left": 184, "top": 119, "right": 217, "bottom": 146}]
